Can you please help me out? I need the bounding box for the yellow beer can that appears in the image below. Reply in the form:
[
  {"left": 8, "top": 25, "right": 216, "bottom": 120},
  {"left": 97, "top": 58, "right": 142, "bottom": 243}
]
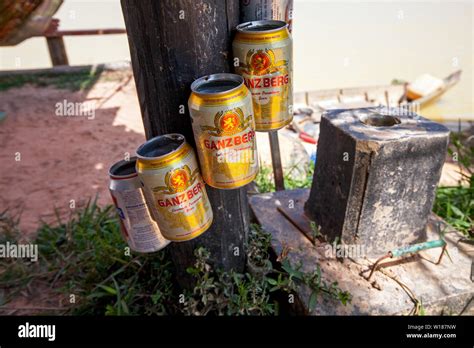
[
  {"left": 189, "top": 73, "right": 259, "bottom": 189},
  {"left": 233, "top": 20, "right": 293, "bottom": 131},
  {"left": 136, "top": 134, "right": 213, "bottom": 242}
]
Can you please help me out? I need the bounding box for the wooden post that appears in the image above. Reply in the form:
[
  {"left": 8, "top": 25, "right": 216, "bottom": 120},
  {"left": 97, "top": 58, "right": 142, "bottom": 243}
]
[
  {"left": 269, "top": 131, "right": 285, "bottom": 191},
  {"left": 46, "top": 37, "right": 69, "bottom": 66},
  {"left": 121, "top": 0, "right": 248, "bottom": 287}
]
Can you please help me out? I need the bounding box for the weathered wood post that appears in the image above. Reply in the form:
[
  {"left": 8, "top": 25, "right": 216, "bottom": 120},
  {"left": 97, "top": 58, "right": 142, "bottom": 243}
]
[
  {"left": 46, "top": 36, "right": 69, "bottom": 66},
  {"left": 121, "top": 0, "right": 248, "bottom": 286},
  {"left": 269, "top": 132, "right": 285, "bottom": 191}
]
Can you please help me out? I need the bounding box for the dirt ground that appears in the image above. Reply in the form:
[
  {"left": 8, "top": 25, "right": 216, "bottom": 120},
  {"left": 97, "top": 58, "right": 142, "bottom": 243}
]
[
  {"left": 0, "top": 70, "right": 147, "bottom": 235},
  {"left": 0, "top": 69, "right": 468, "bottom": 237}
]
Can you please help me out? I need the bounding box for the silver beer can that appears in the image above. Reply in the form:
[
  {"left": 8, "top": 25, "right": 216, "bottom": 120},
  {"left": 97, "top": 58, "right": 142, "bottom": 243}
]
[
  {"left": 109, "top": 157, "right": 170, "bottom": 253},
  {"left": 240, "top": 0, "right": 293, "bottom": 32}
]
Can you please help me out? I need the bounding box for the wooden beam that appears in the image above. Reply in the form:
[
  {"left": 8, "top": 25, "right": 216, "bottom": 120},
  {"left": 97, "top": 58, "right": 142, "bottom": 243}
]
[
  {"left": 43, "top": 29, "right": 127, "bottom": 37},
  {"left": 121, "top": 0, "right": 247, "bottom": 287},
  {"left": 46, "top": 36, "right": 69, "bottom": 66}
]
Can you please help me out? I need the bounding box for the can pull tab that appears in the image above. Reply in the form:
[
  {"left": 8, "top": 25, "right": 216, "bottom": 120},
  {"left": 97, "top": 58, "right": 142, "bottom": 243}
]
[{"left": 239, "top": 22, "right": 253, "bottom": 30}]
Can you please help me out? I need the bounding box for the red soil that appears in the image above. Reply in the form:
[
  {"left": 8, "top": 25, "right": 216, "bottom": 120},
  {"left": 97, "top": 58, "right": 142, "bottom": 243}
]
[{"left": 0, "top": 71, "right": 146, "bottom": 235}]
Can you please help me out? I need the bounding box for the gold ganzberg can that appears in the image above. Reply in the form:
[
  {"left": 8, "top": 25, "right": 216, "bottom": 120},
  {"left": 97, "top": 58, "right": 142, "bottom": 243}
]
[
  {"left": 189, "top": 73, "right": 259, "bottom": 189},
  {"left": 136, "top": 134, "right": 213, "bottom": 242},
  {"left": 233, "top": 20, "right": 293, "bottom": 132}
]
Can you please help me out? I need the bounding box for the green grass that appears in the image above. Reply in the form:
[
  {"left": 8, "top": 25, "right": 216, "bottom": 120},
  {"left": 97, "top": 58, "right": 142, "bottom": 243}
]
[
  {"left": 0, "top": 69, "right": 103, "bottom": 92},
  {"left": 0, "top": 210, "right": 32, "bottom": 306},
  {"left": 0, "top": 201, "right": 351, "bottom": 315},
  {"left": 433, "top": 131, "right": 473, "bottom": 239},
  {"left": 0, "top": 201, "right": 175, "bottom": 315},
  {"left": 434, "top": 180, "right": 473, "bottom": 237},
  {"left": 36, "top": 202, "right": 176, "bottom": 315},
  {"left": 183, "top": 246, "right": 277, "bottom": 315},
  {"left": 255, "top": 161, "right": 314, "bottom": 193}
]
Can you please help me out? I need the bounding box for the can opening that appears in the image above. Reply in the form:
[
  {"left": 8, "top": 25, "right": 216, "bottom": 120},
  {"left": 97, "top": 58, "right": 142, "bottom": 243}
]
[
  {"left": 196, "top": 79, "right": 241, "bottom": 94},
  {"left": 246, "top": 23, "right": 283, "bottom": 31},
  {"left": 110, "top": 158, "right": 137, "bottom": 177},
  {"left": 191, "top": 73, "right": 244, "bottom": 95},
  {"left": 237, "top": 20, "right": 287, "bottom": 33},
  {"left": 360, "top": 114, "right": 401, "bottom": 127},
  {"left": 137, "top": 134, "right": 185, "bottom": 158}
]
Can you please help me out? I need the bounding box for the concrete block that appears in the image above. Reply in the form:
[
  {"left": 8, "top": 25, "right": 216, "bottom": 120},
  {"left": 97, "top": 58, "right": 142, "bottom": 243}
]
[{"left": 305, "top": 107, "right": 450, "bottom": 255}]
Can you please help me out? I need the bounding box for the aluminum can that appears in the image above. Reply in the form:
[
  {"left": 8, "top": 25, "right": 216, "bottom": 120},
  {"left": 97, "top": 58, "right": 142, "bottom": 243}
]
[
  {"left": 136, "top": 134, "right": 213, "bottom": 241},
  {"left": 109, "top": 157, "right": 170, "bottom": 253},
  {"left": 240, "top": 0, "right": 293, "bottom": 32},
  {"left": 233, "top": 20, "right": 293, "bottom": 131},
  {"left": 189, "top": 73, "right": 259, "bottom": 189}
]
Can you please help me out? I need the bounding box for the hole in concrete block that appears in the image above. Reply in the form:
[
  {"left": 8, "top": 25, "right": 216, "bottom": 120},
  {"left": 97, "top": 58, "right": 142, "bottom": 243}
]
[{"left": 360, "top": 114, "right": 401, "bottom": 127}]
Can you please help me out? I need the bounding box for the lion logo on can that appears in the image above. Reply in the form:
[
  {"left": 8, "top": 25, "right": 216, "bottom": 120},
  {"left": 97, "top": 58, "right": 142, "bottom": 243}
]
[
  {"left": 250, "top": 51, "right": 272, "bottom": 74},
  {"left": 201, "top": 107, "right": 253, "bottom": 137},
  {"left": 152, "top": 165, "right": 200, "bottom": 194},
  {"left": 169, "top": 168, "right": 189, "bottom": 193},
  {"left": 241, "top": 49, "right": 287, "bottom": 76},
  {"left": 220, "top": 111, "right": 240, "bottom": 133}
]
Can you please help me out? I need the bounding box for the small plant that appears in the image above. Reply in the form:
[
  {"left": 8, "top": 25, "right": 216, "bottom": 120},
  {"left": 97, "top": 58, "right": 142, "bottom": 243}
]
[
  {"left": 0, "top": 209, "right": 22, "bottom": 243},
  {"left": 184, "top": 247, "right": 276, "bottom": 316},
  {"left": 448, "top": 131, "right": 473, "bottom": 181},
  {"left": 273, "top": 259, "right": 352, "bottom": 312},
  {"left": 0, "top": 209, "right": 36, "bottom": 305},
  {"left": 309, "top": 221, "right": 321, "bottom": 244},
  {"left": 247, "top": 224, "right": 273, "bottom": 275},
  {"left": 434, "top": 131, "right": 473, "bottom": 239},
  {"left": 255, "top": 161, "right": 315, "bottom": 193},
  {"left": 285, "top": 161, "right": 315, "bottom": 190},
  {"left": 254, "top": 166, "right": 275, "bottom": 193}
]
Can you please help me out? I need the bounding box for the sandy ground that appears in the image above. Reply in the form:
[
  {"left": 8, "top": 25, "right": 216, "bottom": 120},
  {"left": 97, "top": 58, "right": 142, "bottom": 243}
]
[
  {"left": 0, "top": 70, "right": 146, "bottom": 235},
  {"left": 0, "top": 69, "right": 468, "bottom": 237}
]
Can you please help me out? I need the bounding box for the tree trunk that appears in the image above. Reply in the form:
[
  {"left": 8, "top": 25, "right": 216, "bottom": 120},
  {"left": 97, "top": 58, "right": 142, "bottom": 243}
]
[{"left": 121, "top": 0, "right": 247, "bottom": 287}]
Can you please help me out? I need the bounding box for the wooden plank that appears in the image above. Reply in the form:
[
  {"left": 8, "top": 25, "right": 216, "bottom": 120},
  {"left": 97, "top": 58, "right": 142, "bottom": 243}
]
[
  {"left": 277, "top": 204, "right": 315, "bottom": 243},
  {"left": 249, "top": 189, "right": 474, "bottom": 315},
  {"left": 43, "top": 29, "right": 126, "bottom": 37}
]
